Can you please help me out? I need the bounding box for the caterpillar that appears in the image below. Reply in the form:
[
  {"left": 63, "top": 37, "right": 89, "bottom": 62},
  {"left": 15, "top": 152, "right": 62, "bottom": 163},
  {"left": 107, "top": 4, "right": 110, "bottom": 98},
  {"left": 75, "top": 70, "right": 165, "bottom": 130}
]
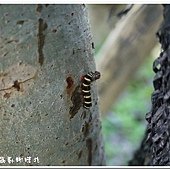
[{"left": 81, "top": 71, "right": 101, "bottom": 109}]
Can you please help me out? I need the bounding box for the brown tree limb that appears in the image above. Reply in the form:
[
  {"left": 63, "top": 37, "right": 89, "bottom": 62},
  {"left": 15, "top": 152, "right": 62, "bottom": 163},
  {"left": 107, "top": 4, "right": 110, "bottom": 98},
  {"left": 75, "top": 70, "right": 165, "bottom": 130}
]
[{"left": 96, "top": 5, "right": 163, "bottom": 114}]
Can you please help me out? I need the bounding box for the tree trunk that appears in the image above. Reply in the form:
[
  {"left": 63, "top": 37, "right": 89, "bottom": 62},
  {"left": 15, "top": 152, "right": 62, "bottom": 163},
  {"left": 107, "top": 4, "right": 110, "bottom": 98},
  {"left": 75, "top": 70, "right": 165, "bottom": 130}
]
[
  {"left": 0, "top": 5, "right": 105, "bottom": 166},
  {"left": 96, "top": 5, "right": 163, "bottom": 114},
  {"left": 144, "top": 4, "right": 170, "bottom": 165}
]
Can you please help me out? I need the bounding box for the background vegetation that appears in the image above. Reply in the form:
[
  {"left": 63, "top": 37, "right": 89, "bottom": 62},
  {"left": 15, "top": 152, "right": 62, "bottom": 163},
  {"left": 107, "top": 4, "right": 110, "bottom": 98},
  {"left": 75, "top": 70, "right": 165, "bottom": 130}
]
[
  {"left": 87, "top": 5, "right": 162, "bottom": 165},
  {"left": 101, "top": 54, "right": 156, "bottom": 165}
]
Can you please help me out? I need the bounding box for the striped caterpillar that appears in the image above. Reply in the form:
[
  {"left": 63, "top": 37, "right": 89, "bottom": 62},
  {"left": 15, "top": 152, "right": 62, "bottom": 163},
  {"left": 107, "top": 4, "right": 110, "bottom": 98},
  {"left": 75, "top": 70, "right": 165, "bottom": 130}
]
[{"left": 81, "top": 71, "right": 101, "bottom": 109}]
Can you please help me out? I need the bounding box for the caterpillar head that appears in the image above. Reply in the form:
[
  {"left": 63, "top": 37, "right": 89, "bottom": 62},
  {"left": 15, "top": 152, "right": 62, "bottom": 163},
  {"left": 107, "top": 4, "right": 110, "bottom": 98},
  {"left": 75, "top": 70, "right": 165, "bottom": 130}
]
[{"left": 92, "top": 71, "right": 101, "bottom": 81}]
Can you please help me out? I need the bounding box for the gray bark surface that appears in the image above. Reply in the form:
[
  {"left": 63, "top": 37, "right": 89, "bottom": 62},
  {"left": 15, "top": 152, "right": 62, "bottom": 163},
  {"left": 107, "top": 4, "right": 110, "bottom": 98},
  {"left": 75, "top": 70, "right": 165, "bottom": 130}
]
[{"left": 0, "top": 5, "right": 105, "bottom": 166}]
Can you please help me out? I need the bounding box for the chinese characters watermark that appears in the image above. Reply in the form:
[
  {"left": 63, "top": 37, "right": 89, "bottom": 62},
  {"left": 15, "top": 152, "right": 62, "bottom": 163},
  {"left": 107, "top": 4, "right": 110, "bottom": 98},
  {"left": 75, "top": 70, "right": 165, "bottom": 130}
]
[{"left": 0, "top": 156, "right": 39, "bottom": 164}]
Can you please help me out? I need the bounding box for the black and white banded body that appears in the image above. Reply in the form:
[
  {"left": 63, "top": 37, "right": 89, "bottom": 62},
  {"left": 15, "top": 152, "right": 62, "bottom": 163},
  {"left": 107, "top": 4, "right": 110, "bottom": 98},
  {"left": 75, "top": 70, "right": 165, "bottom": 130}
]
[{"left": 81, "top": 71, "right": 101, "bottom": 109}]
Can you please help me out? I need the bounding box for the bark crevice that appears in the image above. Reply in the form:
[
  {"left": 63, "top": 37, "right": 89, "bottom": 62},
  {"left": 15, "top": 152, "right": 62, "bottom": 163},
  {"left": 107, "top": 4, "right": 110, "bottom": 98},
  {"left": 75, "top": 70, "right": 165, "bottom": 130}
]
[{"left": 37, "top": 18, "right": 47, "bottom": 66}]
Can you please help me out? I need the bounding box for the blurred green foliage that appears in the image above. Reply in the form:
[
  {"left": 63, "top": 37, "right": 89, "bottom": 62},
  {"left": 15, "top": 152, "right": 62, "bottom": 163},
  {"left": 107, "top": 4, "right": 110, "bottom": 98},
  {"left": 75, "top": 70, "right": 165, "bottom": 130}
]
[{"left": 101, "top": 56, "right": 155, "bottom": 165}]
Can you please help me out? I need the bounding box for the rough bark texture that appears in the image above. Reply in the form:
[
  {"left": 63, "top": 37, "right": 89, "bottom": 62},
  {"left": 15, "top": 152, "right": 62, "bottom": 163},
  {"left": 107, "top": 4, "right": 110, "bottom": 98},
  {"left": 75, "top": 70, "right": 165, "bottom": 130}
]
[
  {"left": 0, "top": 5, "right": 105, "bottom": 166},
  {"left": 145, "top": 5, "right": 170, "bottom": 165},
  {"left": 96, "top": 5, "right": 163, "bottom": 114}
]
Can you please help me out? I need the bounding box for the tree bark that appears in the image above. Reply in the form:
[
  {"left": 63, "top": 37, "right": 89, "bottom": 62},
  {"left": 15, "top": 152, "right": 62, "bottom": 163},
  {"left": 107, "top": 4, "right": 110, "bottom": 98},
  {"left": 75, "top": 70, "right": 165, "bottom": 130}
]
[
  {"left": 130, "top": 5, "right": 170, "bottom": 166},
  {"left": 0, "top": 5, "right": 105, "bottom": 166},
  {"left": 96, "top": 5, "right": 163, "bottom": 114},
  {"left": 144, "top": 4, "right": 170, "bottom": 165}
]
